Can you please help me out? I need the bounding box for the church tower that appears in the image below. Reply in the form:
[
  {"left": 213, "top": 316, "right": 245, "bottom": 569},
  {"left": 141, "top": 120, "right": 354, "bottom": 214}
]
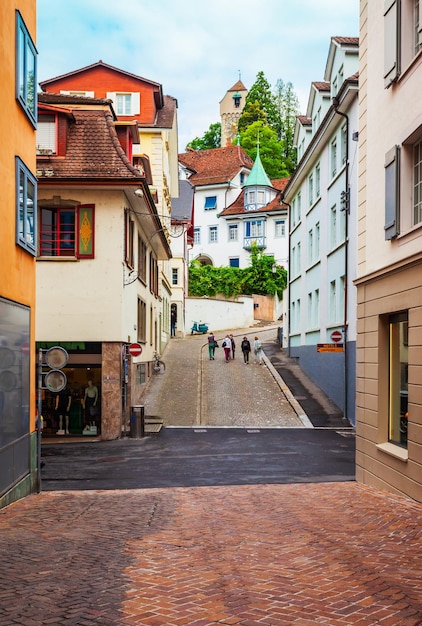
[{"left": 219, "top": 78, "right": 248, "bottom": 147}]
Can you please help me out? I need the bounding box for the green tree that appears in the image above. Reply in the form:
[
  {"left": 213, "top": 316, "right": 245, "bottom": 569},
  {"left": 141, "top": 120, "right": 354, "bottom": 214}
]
[
  {"left": 239, "top": 71, "right": 278, "bottom": 132},
  {"left": 186, "top": 122, "right": 221, "bottom": 151},
  {"left": 242, "top": 243, "right": 287, "bottom": 299},
  {"left": 274, "top": 79, "right": 300, "bottom": 173},
  {"left": 240, "top": 121, "right": 289, "bottom": 179},
  {"left": 237, "top": 100, "right": 267, "bottom": 134}
]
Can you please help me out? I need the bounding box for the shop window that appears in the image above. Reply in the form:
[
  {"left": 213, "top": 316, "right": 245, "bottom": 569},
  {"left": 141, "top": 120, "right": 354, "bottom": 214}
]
[{"left": 388, "top": 312, "right": 409, "bottom": 447}]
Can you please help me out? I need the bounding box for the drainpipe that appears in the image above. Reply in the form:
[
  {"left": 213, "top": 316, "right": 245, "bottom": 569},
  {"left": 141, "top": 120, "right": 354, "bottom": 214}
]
[
  {"left": 332, "top": 96, "right": 349, "bottom": 421},
  {"left": 280, "top": 192, "right": 292, "bottom": 357}
]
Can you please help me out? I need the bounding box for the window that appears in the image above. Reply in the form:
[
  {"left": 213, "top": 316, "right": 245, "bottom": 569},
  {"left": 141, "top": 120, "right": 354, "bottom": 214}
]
[
  {"left": 245, "top": 220, "right": 264, "bottom": 238},
  {"left": 209, "top": 226, "right": 218, "bottom": 242},
  {"left": 275, "top": 220, "right": 286, "bottom": 238},
  {"left": 416, "top": 0, "right": 422, "bottom": 54},
  {"left": 39, "top": 204, "right": 94, "bottom": 258},
  {"left": 308, "top": 229, "right": 314, "bottom": 265},
  {"left": 172, "top": 268, "right": 179, "bottom": 286},
  {"left": 138, "top": 236, "right": 147, "bottom": 283},
  {"left": 228, "top": 224, "right": 238, "bottom": 241},
  {"left": 315, "top": 222, "right": 320, "bottom": 258},
  {"left": 204, "top": 196, "right": 217, "bottom": 210},
  {"left": 16, "top": 11, "right": 37, "bottom": 127},
  {"left": 194, "top": 228, "right": 201, "bottom": 244},
  {"left": 125, "top": 211, "right": 135, "bottom": 267},
  {"left": 330, "top": 205, "right": 337, "bottom": 248},
  {"left": 388, "top": 312, "right": 408, "bottom": 447},
  {"left": 315, "top": 163, "right": 321, "bottom": 198},
  {"left": 240, "top": 173, "right": 245, "bottom": 184},
  {"left": 329, "top": 280, "right": 337, "bottom": 323},
  {"left": 341, "top": 124, "right": 347, "bottom": 165},
  {"left": 414, "top": 139, "right": 422, "bottom": 224},
  {"left": 331, "top": 138, "right": 337, "bottom": 177},
  {"left": 308, "top": 174, "right": 314, "bottom": 206},
  {"left": 37, "top": 114, "right": 56, "bottom": 154},
  {"left": 106, "top": 92, "right": 140, "bottom": 115},
  {"left": 137, "top": 298, "right": 146, "bottom": 342},
  {"left": 16, "top": 157, "right": 36, "bottom": 255},
  {"left": 229, "top": 258, "right": 239, "bottom": 268},
  {"left": 384, "top": 0, "right": 422, "bottom": 87},
  {"left": 307, "top": 290, "right": 319, "bottom": 328},
  {"left": 116, "top": 94, "right": 132, "bottom": 115}
]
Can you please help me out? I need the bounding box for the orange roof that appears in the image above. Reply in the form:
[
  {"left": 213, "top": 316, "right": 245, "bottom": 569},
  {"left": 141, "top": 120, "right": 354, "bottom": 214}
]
[{"left": 179, "top": 146, "right": 253, "bottom": 186}]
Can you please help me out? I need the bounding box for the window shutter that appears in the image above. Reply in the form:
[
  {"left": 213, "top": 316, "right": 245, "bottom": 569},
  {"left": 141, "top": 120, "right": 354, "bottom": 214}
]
[
  {"left": 384, "top": 146, "right": 400, "bottom": 240},
  {"left": 132, "top": 92, "right": 140, "bottom": 115},
  {"left": 384, "top": 0, "right": 401, "bottom": 88},
  {"left": 76, "top": 204, "right": 95, "bottom": 258}
]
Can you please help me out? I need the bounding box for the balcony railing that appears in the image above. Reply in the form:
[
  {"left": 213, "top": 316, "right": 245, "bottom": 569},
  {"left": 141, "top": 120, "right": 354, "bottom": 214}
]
[{"left": 243, "top": 236, "right": 266, "bottom": 250}]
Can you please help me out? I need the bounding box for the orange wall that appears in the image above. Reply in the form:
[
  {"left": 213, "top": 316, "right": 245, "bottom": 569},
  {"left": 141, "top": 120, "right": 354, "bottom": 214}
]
[
  {"left": 42, "top": 66, "right": 159, "bottom": 124},
  {"left": 0, "top": 0, "right": 37, "bottom": 429}
]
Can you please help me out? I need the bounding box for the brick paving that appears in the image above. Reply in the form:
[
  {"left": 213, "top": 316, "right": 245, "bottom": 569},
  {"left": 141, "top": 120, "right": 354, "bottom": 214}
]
[{"left": 0, "top": 482, "right": 421, "bottom": 625}]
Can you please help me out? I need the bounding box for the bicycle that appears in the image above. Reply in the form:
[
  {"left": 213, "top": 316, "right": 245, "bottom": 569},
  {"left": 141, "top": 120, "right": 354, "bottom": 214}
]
[{"left": 152, "top": 351, "right": 166, "bottom": 374}]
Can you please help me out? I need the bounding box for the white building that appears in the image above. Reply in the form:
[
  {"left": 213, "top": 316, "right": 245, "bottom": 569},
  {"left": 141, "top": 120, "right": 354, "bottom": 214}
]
[
  {"left": 356, "top": 0, "right": 422, "bottom": 502},
  {"left": 179, "top": 146, "right": 289, "bottom": 273},
  {"left": 284, "top": 37, "right": 359, "bottom": 424}
]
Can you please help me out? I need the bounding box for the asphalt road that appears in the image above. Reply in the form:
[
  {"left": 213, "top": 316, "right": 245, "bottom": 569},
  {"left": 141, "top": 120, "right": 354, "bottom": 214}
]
[{"left": 41, "top": 427, "right": 355, "bottom": 491}]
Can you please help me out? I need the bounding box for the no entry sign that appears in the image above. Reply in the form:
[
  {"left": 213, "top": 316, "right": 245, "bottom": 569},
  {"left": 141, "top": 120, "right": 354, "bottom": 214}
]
[
  {"left": 330, "top": 330, "right": 343, "bottom": 343},
  {"left": 128, "top": 343, "right": 142, "bottom": 357}
]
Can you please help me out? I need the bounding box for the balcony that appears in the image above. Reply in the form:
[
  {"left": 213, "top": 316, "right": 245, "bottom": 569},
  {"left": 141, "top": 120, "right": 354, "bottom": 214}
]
[{"left": 243, "top": 236, "right": 266, "bottom": 250}]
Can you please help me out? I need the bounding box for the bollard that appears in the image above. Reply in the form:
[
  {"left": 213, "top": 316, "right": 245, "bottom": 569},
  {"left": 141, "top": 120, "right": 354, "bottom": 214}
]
[{"left": 130, "top": 405, "right": 145, "bottom": 438}]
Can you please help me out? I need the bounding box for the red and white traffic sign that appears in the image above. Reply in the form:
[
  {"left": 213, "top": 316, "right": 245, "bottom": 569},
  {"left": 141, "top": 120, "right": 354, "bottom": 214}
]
[
  {"left": 128, "top": 343, "right": 142, "bottom": 357},
  {"left": 330, "top": 330, "right": 343, "bottom": 343}
]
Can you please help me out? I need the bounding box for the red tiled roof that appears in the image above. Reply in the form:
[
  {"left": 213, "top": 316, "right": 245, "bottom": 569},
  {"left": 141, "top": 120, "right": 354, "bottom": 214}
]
[
  {"left": 36, "top": 103, "right": 144, "bottom": 182},
  {"left": 332, "top": 36, "right": 359, "bottom": 46},
  {"left": 219, "top": 177, "right": 290, "bottom": 217},
  {"left": 297, "top": 115, "right": 312, "bottom": 125},
  {"left": 312, "top": 81, "right": 331, "bottom": 92},
  {"left": 179, "top": 146, "right": 253, "bottom": 186},
  {"left": 227, "top": 80, "right": 247, "bottom": 92}
]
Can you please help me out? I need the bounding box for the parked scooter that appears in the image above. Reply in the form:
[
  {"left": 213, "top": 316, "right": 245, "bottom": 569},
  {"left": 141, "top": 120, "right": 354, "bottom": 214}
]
[{"left": 191, "top": 321, "right": 209, "bottom": 334}]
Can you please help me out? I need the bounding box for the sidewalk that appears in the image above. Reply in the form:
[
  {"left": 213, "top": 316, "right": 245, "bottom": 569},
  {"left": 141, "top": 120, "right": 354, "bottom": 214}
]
[{"left": 143, "top": 324, "right": 308, "bottom": 428}]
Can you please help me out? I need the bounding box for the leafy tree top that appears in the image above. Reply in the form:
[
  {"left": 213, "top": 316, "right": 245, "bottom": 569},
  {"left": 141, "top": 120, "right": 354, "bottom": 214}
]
[{"left": 186, "top": 122, "right": 221, "bottom": 151}]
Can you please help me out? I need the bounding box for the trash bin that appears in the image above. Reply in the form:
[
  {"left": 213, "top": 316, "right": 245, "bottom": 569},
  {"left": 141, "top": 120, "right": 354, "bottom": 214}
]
[
  {"left": 278, "top": 327, "right": 283, "bottom": 347},
  {"left": 130, "top": 405, "right": 145, "bottom": 438}
]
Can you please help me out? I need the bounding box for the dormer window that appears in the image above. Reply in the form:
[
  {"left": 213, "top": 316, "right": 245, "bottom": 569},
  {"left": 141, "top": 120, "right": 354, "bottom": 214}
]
[{"left": 36, "top": 114, "right": 56, "bottom": 155}]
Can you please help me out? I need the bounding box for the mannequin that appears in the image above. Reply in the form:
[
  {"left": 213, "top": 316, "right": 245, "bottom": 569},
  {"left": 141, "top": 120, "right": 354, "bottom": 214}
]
[
  {"left": 83, "top": 380, "right": 98, "bottom": 427},
  {"left": 55, "top": 388, "right": 71, "bottom": 434}
]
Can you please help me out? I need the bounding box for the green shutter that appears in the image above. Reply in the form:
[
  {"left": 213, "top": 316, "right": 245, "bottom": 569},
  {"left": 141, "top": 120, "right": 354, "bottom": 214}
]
[{"left": 77, "top": 204, "right": 95, "bottom": 258}]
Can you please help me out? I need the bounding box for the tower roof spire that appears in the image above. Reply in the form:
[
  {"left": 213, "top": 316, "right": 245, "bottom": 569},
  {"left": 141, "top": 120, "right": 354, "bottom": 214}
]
[{"left": 244, "top": 139, "right": 272, "bottom": 187}]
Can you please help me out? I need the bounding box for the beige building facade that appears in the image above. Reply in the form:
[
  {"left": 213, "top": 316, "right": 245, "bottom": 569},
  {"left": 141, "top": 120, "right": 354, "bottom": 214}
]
[
  {"left": 356, "top": 0, "right": 422, "bottom": 501},
  {"left": 220, "top": 80, "right": 248, "bottom": 147}
]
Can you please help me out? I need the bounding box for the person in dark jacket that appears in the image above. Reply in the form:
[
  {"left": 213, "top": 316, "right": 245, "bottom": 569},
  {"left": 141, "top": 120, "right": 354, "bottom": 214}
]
[
  {"left": 229, "top": 334, "right": 236, "bottom": 359},
  {"left": 241, "top": 336, "right": 251, "bottom": 364}
]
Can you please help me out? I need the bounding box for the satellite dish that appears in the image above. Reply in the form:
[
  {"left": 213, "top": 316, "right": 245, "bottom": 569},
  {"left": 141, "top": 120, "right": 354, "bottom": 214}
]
[
  {"left": 0, "top": 347, "right": 15, "bottom": 370},
  {"left": 45, "top": 346, "right": 68, "bottom": 369},
  {"left": 45, "top": 369, "right": 67, "bottom": 393},
  {"left": 0, "top": 370, "right": 17, "bottom": 391}
]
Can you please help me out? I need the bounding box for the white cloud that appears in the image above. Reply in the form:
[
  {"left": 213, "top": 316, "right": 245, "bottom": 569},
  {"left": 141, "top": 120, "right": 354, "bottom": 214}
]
[{"left": 37, "top": 0, "right": 359, "bottom": 151}]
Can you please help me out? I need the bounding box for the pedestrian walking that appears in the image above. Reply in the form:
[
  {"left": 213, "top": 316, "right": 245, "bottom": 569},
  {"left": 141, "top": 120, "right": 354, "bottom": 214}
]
[
  {"left": 229, "top": 334, "right": 236, "bottom": 359},
  {"left": 253, "top": 336, "right": 263, "bottom": 364},
  {"left": 221, "top": 334, "right": 232, "bottom": 362},
  {"left": 241, "top": 336, "right": 251, "bottom": 364},
  {"left": 208, "top": 332, "right": 217, "bottom": 360}
]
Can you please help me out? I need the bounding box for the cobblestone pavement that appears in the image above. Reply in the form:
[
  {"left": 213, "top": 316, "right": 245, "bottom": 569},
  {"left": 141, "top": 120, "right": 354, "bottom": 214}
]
[
  {"left": 1, "top": 482, "right": 421, "bottom": 625},
  {"left": 144, "top": 326, "right": 304, "bottom": 428}
]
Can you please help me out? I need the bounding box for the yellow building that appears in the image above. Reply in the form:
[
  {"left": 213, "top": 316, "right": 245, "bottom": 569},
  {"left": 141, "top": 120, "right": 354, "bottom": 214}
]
[{"left": 0, "top": 1, "right": 37, "bottom": 508}]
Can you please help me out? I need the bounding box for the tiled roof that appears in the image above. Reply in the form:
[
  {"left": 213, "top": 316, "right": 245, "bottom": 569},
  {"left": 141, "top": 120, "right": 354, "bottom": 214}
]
[
  {"left": 332, "top": 36, "right": 359, "bottom": 46},
  {"left": 227, "top": 80, "right": 247, "bottom": 92},
  {"left": 38, "top": 92, "right": 111, "bottom": 107},
  {"left": 312, "top": 81, "right": 331, "bottom": 92},
  {"left": 297, "top": 115, "right": 312, "bottom": 125},
  {"left": 178, "top": 146, "right": 253, "bottom": 186},
  {"left": 148, "top": 95, "right": 177, "bottom": 129},
  {"left": 219, "top": 177, "right": 290, "bottom": 217},
  {"left": 37, "top": 104, "right": 144, "bottom": 182}
]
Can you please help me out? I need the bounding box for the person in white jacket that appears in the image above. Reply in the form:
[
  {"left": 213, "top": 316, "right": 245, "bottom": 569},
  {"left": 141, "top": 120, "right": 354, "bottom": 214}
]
[
  {"left": 222, "top": 335, "right": 232, "bottom": 362},
  {"left": 253, "top": 337, "right": 263, "bottom": 364}
]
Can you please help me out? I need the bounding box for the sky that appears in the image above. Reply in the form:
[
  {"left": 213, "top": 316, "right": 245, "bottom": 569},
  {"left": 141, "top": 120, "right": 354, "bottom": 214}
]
[{"left": 36, "top": 0, "right": 359, "bottom": 152}]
